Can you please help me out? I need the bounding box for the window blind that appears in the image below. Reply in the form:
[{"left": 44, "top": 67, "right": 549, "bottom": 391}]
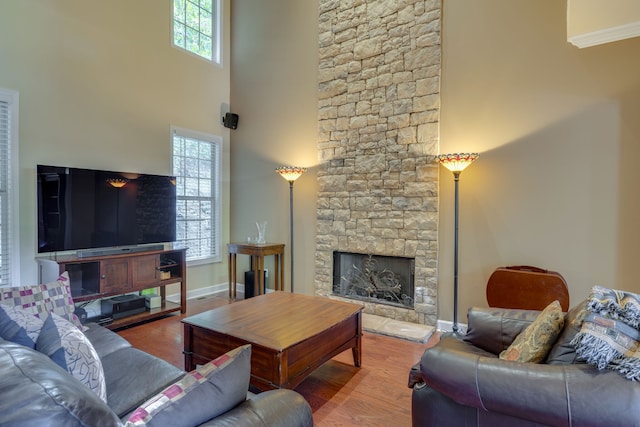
[{"left": 0, "top": 98, "right": 12, "bottom": 287}]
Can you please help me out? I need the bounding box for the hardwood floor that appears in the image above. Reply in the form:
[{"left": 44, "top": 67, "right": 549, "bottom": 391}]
[{"left": 117, "top": 294, "right": 437, "bottom": 426}]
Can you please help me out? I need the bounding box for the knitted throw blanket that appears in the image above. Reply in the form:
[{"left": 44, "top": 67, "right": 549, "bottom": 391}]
[{"left": 571, "top": 285, "right": 640, "bottom": 380}]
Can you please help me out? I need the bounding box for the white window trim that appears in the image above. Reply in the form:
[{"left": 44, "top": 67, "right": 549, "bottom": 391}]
[
  {"left": 0, "top": 88, "right": 20, "bottom": 286},
  {"left": 171, "top": 0, "right": 222, "bottom": 65},
  {"left": 171, "top": 126, "right": 223, "bottom": 265}
]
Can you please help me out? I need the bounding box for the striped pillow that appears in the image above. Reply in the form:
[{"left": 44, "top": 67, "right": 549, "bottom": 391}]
[{"left": 126, "top": 345, "right": 251, "bottom": 427}]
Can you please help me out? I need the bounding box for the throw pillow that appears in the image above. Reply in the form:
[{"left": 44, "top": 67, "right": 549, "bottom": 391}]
[
  {"left": 499, "top": 300, "right": 565, "bottom": 363},
  {"left": 0, "top": 303, "right": 44, "bottom": 348},
  {"left": 126, "top": 344, "right": 252, "bottom": 427},
  {"left": 36, "top": 313, "right": 107, "bottom": 402},
  {"left": 0, "top": 272, "right": 83, "bottom": 329}
]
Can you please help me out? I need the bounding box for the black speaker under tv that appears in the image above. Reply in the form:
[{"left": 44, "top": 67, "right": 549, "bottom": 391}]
[{"left": 37, "top": 165, "right": 177, "bottom": 254}]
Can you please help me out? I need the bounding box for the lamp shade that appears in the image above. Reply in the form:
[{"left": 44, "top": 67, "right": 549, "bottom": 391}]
[
  {"left": 436, "top": 153, "right": 479, "bottom": 173},
  {"left": 275, "top": 166, "right": 307, "bottom": 182}
]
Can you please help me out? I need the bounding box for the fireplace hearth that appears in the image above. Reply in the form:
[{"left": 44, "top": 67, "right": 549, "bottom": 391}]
[{"left": 333, "top": 252, "right": 415, "bottom": 308}]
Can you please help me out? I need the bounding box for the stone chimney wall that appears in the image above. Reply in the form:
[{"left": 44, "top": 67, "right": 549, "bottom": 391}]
[{"left": 315, "top": 0, "right": 441, "bottom": 326}]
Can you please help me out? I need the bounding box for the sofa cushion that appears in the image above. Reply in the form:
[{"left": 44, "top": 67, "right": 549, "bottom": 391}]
[
  {"left": 0, "top": 303, "right": 44, "bottom": 348},
  {"left": 102, "top": 347, "right": 185, "bottom": 417},
  {"left": 0, "top": 272, "right": 82, "bottom": 329},
  {"left": 546, "top": 299, "right": 588, "bottom": 364},
  {"left": 83, "top": 322, "right": 132, "bottom": 359},
  {"left": 36, "top": 313, "right": 107, "bottom": 402},
  {"left": 499, "top": 300, "right": 565, "bottom": 363},
  {"left": 0, "top": 339, "right": 121, "bottom": 427},
  {"left": 464, "top": 307, "right": 540, "bottom": 354},
  {"left": 125, "top": 344, "right": 251, "bottom": 427}
]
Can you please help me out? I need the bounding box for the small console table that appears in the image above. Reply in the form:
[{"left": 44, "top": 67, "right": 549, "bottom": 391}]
[{"left": 227, "top": 242, "right": 285, "bottom": 299}]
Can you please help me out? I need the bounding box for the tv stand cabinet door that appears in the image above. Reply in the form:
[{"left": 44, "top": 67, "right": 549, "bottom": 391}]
[
  {"left": 132, "top": 254, "right": 160, "bottom": 288},
  {"left": 100, "top": 258, "right": 132, "bottom": 293}
]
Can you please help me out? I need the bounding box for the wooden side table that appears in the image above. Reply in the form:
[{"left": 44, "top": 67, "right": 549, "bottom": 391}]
[{"left": 227, "top": 242, "right": 285, "bottom": 299}]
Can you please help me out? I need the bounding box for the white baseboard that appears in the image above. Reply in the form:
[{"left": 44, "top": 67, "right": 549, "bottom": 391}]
[
  {"left": 166, "top": 282, "right": 231, "bottom": 304},
  {"left": 166, "top": 282, "right": 275, "bottom": 304}
]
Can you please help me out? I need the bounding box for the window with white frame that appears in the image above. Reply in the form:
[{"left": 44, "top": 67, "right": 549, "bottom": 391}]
[
  {"left": 172, "top": 128, "right": 221, "bottom": 263},
  {"left": 0, "top": 89, "right": 19, "bottom": 287},
  {"left": 172, "top": 0, "right": 220, "bottom": 64}
]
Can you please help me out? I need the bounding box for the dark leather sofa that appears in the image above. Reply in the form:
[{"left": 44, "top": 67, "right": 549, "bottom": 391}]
[
  {"left": 410, "top": 304, "right": 640, "bottom": 427},
  {"left": 0, "top": 322, "right": 313, "bottom": 427}
]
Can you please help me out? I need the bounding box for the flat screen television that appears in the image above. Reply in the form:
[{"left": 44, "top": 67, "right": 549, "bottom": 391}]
[{"left": 37, "top": 165, "right": 177, "bottom": 254}]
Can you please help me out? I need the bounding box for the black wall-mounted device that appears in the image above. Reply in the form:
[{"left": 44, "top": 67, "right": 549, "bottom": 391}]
[{"left": 223, "top": 112, "right": 239, "bottom": 129}]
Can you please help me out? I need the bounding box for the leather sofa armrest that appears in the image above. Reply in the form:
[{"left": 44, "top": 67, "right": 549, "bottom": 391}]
[
  {"left": 198, "top": 389, "right": 313, "bottom": 427},
  {"left": 421, "top": 335, "right": 640, "bottom": 426},
  {"left": 0, "top": 341, "right": 123, "bottom": 427},
  {"left": 464, "top": 307, "right": 541, "bottom": 354}
]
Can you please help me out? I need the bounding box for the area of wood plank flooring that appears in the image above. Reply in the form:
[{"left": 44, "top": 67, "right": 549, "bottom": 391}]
[{"left": 117, "top": 294, "right": 437, "bottom": 426}]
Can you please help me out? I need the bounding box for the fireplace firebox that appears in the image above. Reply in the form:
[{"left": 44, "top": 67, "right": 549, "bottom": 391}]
[{"left": 332, "top": 251, "right": 415, "bottom": 308}]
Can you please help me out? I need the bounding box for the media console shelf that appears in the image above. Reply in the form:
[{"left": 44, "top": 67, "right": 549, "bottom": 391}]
[{"left": 56, "top": 248, "right": 187, "bottom": 330}]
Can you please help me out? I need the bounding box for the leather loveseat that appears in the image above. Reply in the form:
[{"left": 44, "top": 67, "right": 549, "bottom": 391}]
[
  {"left": 0, "top": 322, "right": 313, "bottom": 427},
  {"left": 410, "top": 304, "right": 640, "bottom": 427}
]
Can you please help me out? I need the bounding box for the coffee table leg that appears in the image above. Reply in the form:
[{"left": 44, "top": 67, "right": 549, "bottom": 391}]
[
  {"left": 352, "top": 312, "right": 362, "bottom": 367},
  {"left": 352, "top": 336, "right": 362, "bottom": 367}
]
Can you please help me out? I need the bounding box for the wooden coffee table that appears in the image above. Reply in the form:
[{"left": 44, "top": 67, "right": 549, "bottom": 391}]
[{"left": 182, "top": 292, "right": 363, "bottom": 391}]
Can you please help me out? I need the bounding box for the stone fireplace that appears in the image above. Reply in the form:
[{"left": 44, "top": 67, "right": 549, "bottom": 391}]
[{"left": 314, "top": 0, "right": 441, "bottom": 326}]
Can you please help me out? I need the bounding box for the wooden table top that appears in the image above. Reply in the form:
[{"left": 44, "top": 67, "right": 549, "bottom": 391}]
[
  {"left": 182, "top": 292, "right": 362, "bottom": 351},
  {"left": 227, "top": 242, "right": 285, "bottom": 255}
]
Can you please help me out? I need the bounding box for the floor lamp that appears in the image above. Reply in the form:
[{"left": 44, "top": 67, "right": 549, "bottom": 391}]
[
  {"left": 275, "top": 166, "right": 306, "bottom": 293},
  {"left": 437, "top": 153, "right": 478, "bottom": 334}
]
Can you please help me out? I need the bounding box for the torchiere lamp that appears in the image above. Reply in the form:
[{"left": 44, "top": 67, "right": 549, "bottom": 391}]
[
  {"left": 275, "top": 166, "right": 306, "bottom": 293},
  {"left": 437, "top": 153, "right": 479, "bottom": 334}
]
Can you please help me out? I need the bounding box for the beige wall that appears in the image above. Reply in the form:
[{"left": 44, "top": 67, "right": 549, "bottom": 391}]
[
  {"left": 440, "top": 0, "right": 640, "bottom": 322},
  {"left": 230, "top": 0, "right": 319, "bottom": 294},
  {"left": 0, "top": 0, "right": 232, "bottom": 290}
]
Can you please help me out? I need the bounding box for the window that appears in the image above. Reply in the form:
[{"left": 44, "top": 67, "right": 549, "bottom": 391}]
[
  {"left": 172, "top": 127, "right": 221, "bottom": 263},
  {"left": 172, "top": 0, "right": 220, "bottom": 63},
  {"left": 0, "top": 89, "right": 19, "bottom": 287}
]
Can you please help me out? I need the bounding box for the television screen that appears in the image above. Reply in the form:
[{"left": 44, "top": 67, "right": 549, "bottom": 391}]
[{"left": 37, "top": 165, "right": 177, "bottom": 253}]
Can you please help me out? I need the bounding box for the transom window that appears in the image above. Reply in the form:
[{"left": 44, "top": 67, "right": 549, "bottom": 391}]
[
  {"left": 172, "top": 0, "right": 220, "bottom": 64},
  {"left": 172, "top": 128, "right": 221, "bottom": 263}
]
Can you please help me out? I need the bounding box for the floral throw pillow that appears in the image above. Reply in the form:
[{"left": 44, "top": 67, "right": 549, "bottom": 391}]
[
  {"left": 126, "top": 344, "right": 251, "bottom": 427},
  {"left": 0, "top": 272, "right": 82, "bottom": 329},
  {"left": 499, "top": 300, "right": 565, "bottom": 363}
]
